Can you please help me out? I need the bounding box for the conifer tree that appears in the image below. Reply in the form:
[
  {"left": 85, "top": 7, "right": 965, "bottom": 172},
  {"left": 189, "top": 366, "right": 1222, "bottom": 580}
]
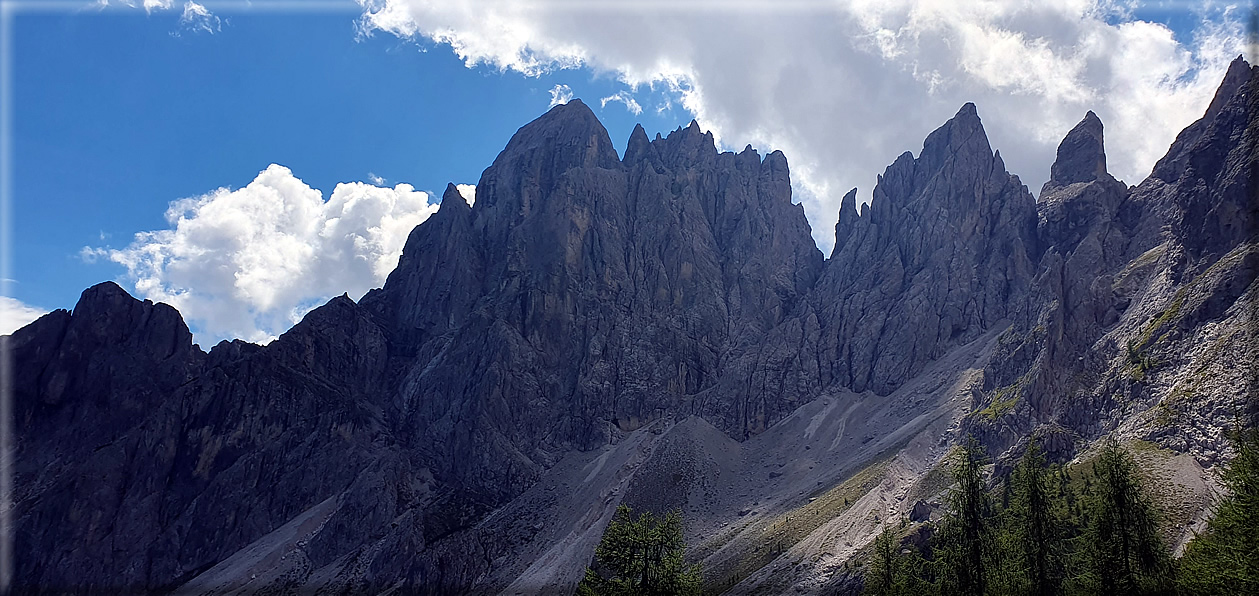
[
  {"left": 864, "top": 525, "right": 934, "bottom": 596},
  {"left": 578, "top": 505, "right": 702, "bottom": 596},
  {"left": 1073, "top": 439, "right": 1171, "bottom": 596},
  {"left": 935, "top": 436, "right": 992, "bottom": 596},
  {"left": 865, "top": 526, "right": 900, "bottom": 596},
  {"left": 1179, "top": 427, "right": 1259, "bottom": 594},
  {"left": 1006, "top": 441, "right": 1063, "bottom": 596}
]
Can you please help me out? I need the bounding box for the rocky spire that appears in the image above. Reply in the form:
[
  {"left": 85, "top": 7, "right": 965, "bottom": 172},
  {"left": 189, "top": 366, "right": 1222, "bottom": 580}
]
[
  {"left": 440, "top": 181, "right": 471, "bottom": 211},
  {"left": 917, "top": 102, "right": 992, "bottom": 173},
  {"left": 1203, "top": 54, "right": 1253, "bottom": 122},
  {"left": 1045, "top": 111, "right": 1107, "bottom": 191},
  {"left": 360, "top": 180, "right": 482, "bottom": 349},
  {"left": 623, "top": 122, "right": 653, "bottom": 165},
  {"left": 815, "top": 102, "right": 1038, "bottom": 394},
  {"left": 832, "top": 187, "right": 860, "bottom": 257}
]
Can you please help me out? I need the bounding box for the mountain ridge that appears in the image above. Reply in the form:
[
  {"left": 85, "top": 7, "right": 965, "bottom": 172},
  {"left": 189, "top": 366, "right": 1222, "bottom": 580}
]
[{"left": 9, "top": 56, "right": 1256, "bottom": 594}]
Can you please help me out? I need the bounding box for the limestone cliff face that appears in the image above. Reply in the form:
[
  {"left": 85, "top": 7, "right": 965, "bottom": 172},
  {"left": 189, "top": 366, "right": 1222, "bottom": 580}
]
[
  {"left": 981, "top": 109, "right": 1135, "bottom": 435},
  {"left": 12, "top": 99, "right": 829, "bottom": 592},
  {"left": 11, "top": 284, "right": 420, "bottom": 592},
  {"left": 12, "top": 284, "right": 205, "bottom": 591},
  {"left": 973, "top": 56, "right": 1258, "bottom": 463},
  {"left": 360, "top": 100, "right": 825, "bottom": 503},
  {"left": 9, "top": 60, "right": 1256, "bottom": 594},
  {"left": 814, "top": 103, "right": 1039, "bottom": 395}
]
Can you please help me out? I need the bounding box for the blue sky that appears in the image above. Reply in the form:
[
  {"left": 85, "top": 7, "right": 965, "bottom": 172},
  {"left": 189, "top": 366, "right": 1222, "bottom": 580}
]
[
  {"left": 7, "top": 2, "right": 693, "bottom": 338},
  {"left": 1, "top": 0, "right": 1250, "bottom": 343}
]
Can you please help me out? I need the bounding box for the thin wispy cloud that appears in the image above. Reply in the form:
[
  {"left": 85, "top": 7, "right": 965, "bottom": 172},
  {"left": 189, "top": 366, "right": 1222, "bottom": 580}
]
[{"left": 600, "top": 91, "right": 642, "bottom": 115}]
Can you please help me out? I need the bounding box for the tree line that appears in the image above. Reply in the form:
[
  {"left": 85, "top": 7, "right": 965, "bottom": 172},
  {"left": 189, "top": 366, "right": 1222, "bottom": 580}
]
[{"left": 864, "top": 430, "right": 1259, "bottom": 596}]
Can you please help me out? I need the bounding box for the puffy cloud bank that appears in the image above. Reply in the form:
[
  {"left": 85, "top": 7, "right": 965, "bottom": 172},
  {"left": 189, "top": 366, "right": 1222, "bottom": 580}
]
[
  {"left": 96, "top": 165, "right": 439, "bottom": 345},
  {"left": 356, "top": 0, "right": 1247, "bottom": 252}
]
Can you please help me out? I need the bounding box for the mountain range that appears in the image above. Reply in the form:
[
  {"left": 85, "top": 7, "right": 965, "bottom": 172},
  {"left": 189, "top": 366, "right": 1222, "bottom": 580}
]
[{"left": 9, "top": 56, "right": 1256, "bottom": 594}]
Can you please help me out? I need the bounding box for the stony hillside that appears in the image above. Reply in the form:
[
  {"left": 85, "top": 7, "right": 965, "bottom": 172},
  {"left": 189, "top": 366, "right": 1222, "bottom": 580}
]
[{"left": 8, "top": 57, "right": 1255, "bottom": 594}]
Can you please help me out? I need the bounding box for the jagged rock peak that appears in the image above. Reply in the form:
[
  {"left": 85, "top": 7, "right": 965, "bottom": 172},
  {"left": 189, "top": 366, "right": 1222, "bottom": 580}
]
[
  {"left": 440, "top": 182, "right": 471, "bottom": 211},
  {"left": 866, "top": 103, "right": 998, "bottom": 224},
  {"left": 73, "top": 280, "right": 133, "bottom": 313},
  {"left": 761, "top": 149, "right": 789, "bottom": 180},
  {"left": 476, "top": 98, "right": 621, "bottom": 210},
  {"left": 818, "top": 100, "right": 1037, "bottom": 395},
  {"left": 1151, "top": 56, "right": 1255, "bottom": 184},
  {"left": 919, "top": 102, "right": 992, "bottom": 167},
  {"left": 670, "top": 118, "right": 714, "bottom": 144},
  {"left": 623, "top": 122, "right": 652, "bottom": 164},
  {"left": 650, "top": 117, "right": 718, "bottom": 165},
  {"left": 66, "top": 281, "right": 199, "bottom": 364},
  {"left": 1045, "top": 111, "right": 1107, "bottom": 191},
  {"left": 839, "top": 187, "right": 859, "bottom": 219},
  {"left": 1204, "top": 55, "right": 1253, "bottom": 120},
  {"left": 832, "top": 187, "right": 861, "bottom": 258},
  {"left": 73, "top": 281, "right": 188, "bottom": 339}
]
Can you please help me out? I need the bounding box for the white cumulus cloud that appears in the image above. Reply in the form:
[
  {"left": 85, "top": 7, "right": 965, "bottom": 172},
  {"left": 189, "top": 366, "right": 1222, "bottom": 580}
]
[
  {"left": 456, "top": 183, "right": 477, "bottom": 205},
  {"left": 1, "top": 297, "right": 48, "bottom": 336},
  {"left": 355, "top": 0, "right": 1246, "bottom": 254},
  {"left": 548, "top": 83, "right": 574, "bottom": 107},
  {"left": 95, "top": 164, "right": 439, "bottom": 345}
]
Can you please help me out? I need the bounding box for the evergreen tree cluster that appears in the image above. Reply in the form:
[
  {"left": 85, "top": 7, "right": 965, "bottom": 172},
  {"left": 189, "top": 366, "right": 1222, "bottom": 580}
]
[
  {"left": 863, "top": 431, "right": 1259, "bottom": 596},
  {"left": 577, "top": 505, "right": 703, "bottom": 596}
]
